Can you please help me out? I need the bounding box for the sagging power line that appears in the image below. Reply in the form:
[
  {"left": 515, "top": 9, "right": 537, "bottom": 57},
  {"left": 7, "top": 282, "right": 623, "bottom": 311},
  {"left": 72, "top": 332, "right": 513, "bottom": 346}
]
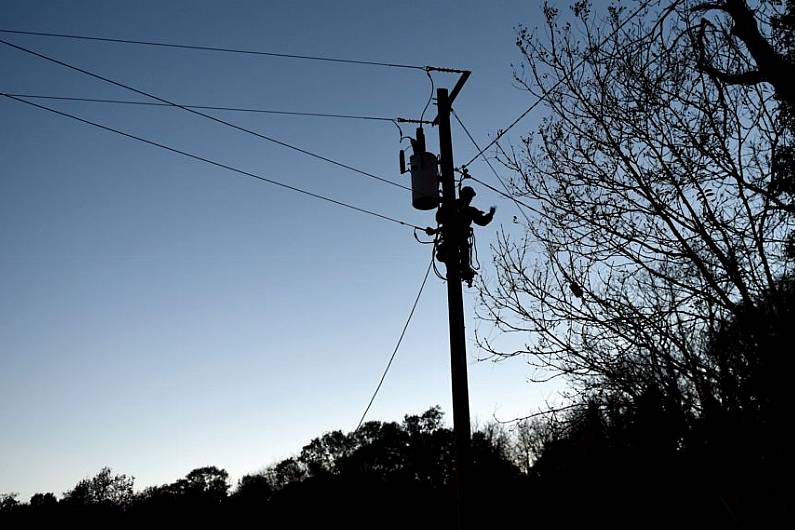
[
  {"left": 0, "top": 92, "right": 431, "bottom": 124},
  {"left": 1, "top": 93, "right": 423, "bottom": 231},
  {"left": 0, "top": 28, "right": 429, "bottom": 71},
  {"left": 451, "top": 109, "right": 531, "bottom": 225},
  {"left": 467, "top": 175, "right": 538, "bottom": 218},
  {"left": 0, "top": 28, "right": 468, "bottom": 74},
  {"left": 0, "top": 38, "right": 412, "bottom": 195},
  {"left": 461, "top": 0, "right": 659, "bottom": 169},
  {"left": 356, "top": 255, "right": 434, "bottom": 431}
]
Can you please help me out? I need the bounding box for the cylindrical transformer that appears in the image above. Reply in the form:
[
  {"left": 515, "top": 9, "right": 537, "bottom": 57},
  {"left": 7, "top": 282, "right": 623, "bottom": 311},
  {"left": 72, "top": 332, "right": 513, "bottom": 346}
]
[{"left": 410, "top": 152, "right": 439, "bottom": 210}]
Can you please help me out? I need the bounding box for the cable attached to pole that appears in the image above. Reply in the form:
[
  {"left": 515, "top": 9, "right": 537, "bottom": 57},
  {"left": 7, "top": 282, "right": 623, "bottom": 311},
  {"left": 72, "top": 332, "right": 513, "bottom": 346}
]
[
  {"left": 452, "top": 109, "right": 532, "bottom": 224},
  {"left": 0, "top": 28, "right": 429, "bottom": 71},
  {"left": 0, "top": 92, "right": 416, "bottom": 123},
  {"left": 355, "top": 255, "right": 434, "bottom": 430},
  {"left": 0, "top": 38, "right": 412, "bottom": 194},
  {"left": 460, "top": 0, "right": 659, "bottom": 168},
  {"left": 2, "top": 93, "right": 424, "bottom": 231}
]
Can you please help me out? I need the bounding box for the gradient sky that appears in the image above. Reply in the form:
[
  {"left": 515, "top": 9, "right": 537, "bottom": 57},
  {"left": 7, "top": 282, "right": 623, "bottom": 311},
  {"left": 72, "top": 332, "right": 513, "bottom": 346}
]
[{"left": 0, "top": 0, "right": 575, "bottom": 499}]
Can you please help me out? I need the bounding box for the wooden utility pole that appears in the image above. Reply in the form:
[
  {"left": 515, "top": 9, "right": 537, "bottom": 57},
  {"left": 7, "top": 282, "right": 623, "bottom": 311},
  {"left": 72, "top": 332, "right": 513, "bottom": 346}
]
[{"left": 436, "top": 86, "right": 472, "bottom": 530}]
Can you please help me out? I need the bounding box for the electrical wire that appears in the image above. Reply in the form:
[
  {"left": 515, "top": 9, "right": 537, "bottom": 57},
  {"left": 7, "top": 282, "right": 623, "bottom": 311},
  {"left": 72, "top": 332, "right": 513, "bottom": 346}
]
[
  {"left": 419, "top": 70, "right": 435, "bottom": 124},
  {"left": 0, "top": 92, "right": 406, "bottom": 122},
  {"left": 452, "top": 109, "right": 532, "bottom": 224},
  {"left": 0, "top": 28, "right": 428, "bottom": 71},
  {"left": 460, "top": 0, "right": 658, "bottom": 168},
  {"left": 413, "top": 227, "right": 436, "bottom": 245},
  {"left": 468, "top": 174, "right": 539, "bottom": 218},
  {"left": 355, "top": 255, "right": 434, "bottom": 430},
  {"left": 0, "top": 38, "right": 413, "bottom": 195},
  {"left": 2, "top": 93, "right": 424, "bottom": 231},
  {"left": 468, "top": 229, "right": 481, "bottom": 272},
  {"left": 429, "top": 227, "right": 447, "bottom": 281},
  {"left": 392, "top": 119, "right": 412, "bottom": 146}
]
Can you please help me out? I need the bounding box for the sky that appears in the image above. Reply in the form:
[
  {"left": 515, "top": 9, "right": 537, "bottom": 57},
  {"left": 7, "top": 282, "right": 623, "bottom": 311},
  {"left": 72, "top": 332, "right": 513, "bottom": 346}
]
[{"left": 0, "top": 0, "right": 573, "bottom": 499}]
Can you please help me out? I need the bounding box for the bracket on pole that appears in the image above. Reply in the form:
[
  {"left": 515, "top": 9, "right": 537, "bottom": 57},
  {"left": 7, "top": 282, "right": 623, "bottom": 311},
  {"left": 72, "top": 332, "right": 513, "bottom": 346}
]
[
  {"left": 431, "top": 70, "right": 471, "bottom": 126},
  {"left": 396, "top": 117, "right": 434, "bottom": 125}
]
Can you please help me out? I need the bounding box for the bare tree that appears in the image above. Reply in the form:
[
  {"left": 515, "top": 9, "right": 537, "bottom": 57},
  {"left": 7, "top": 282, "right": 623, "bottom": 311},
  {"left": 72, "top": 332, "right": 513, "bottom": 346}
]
[
  {"left": 478, "top": 0, "right": 794, "bottom": 418},
  {"left": 692, "top": 0, "right": 795, "bottom": 105}
]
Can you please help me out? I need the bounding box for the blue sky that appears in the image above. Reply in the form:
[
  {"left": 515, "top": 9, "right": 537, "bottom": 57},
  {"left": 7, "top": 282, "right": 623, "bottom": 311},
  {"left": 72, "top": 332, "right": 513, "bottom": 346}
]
[{"left": 0, "top": 0, "right": 572, "bottom": 499}]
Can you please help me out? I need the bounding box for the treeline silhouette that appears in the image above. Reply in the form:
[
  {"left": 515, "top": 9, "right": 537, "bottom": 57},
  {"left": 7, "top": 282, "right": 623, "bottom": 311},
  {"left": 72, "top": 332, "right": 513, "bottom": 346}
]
[
  {"left": 0, "top": 407, "right": 526, "bottom": 528},
  {"left": 516, "top": 277, "right": 794, "bottom": 528}
]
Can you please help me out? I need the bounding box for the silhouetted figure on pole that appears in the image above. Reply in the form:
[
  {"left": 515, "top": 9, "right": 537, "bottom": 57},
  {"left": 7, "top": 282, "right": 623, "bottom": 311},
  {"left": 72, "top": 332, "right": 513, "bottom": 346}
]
[{"left": 433, "top": 186, "right": 495, "bottom": 286}]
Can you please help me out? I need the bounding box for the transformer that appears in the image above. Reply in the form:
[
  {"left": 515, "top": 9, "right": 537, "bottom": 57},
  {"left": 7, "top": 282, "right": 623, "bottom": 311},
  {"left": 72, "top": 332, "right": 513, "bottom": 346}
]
[{"left": 409, "top": 152, "right": 439, "bottom": 210}]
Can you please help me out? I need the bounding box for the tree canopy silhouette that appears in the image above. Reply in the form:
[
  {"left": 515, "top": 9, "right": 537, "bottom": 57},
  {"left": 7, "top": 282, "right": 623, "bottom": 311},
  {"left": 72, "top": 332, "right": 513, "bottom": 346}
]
[
  {"left": 480, "top": 0, "right": 793, "bottom": 424},
  {"left": 0, "top": 408, "right": 525, "bottom": 529},
  {"left": 476, "top": 0, "right": 794, "bottom": 524}
]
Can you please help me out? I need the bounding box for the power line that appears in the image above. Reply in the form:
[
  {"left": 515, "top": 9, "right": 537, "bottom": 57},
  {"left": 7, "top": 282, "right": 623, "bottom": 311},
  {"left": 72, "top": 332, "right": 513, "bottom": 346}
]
[
  {"left": 0, "top": 28, "right": 429, "bottom": 71},
  {"left": 419, "top": 70, "right": 435, "bottom": 124},
  {"left": 461, "top": 0, "right": 659, "bottom": 168},
  {"left": 0, "top": 38, "right": 413, "bottom": 194},
  {"left": 356, "top": 254, "right": 434, "bottom": 431},
  {"left": 2, "top": 93, "right": 424, "bottom": 231},
  {"left": 0, "top": 92, "right": 408, "bottom": 122},
  {"left": 451, "top": 109, "right": 532, "bottom": 224},
  {"left": 468, "top": 174, "right": 539, "bottom": 217}
]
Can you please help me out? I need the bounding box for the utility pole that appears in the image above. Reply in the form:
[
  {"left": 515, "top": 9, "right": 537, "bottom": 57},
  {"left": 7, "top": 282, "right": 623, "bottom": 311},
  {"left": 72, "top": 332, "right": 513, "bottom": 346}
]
[
  {"left": 403, "top": 71, "right": 472, "bottom": 529},
  {"left": 436, "top": 86, "right": 472, "bottom": 530}
]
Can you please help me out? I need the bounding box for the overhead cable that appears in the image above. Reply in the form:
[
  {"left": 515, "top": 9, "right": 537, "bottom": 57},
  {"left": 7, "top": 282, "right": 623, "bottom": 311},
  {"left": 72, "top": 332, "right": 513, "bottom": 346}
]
[
  {"left": 468, "top": 174, "right": 539, "bottom": 218},
  {"left": 2, "top": 93, "right": 424, "bottom": 231},
  {"left": 452, "top": 109, "right": 531, "bottom": 224},
  {"left": 0, "top": 93, "right": 411, "bottom": 122},
  {"left": 0, "top": 38, "right": 412, "bottom": 194},
  {"left": 461, "top": 0, "right": 659, "bottom": 168},
  {"left": 419, "top": 70, "right": 435, "bottom": 124},
  {"left": 356, "top": 255, "right": 434, "bottom": 431},
  {"left": 0, "top": 28, "right": 429, "bottom": 71}
]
